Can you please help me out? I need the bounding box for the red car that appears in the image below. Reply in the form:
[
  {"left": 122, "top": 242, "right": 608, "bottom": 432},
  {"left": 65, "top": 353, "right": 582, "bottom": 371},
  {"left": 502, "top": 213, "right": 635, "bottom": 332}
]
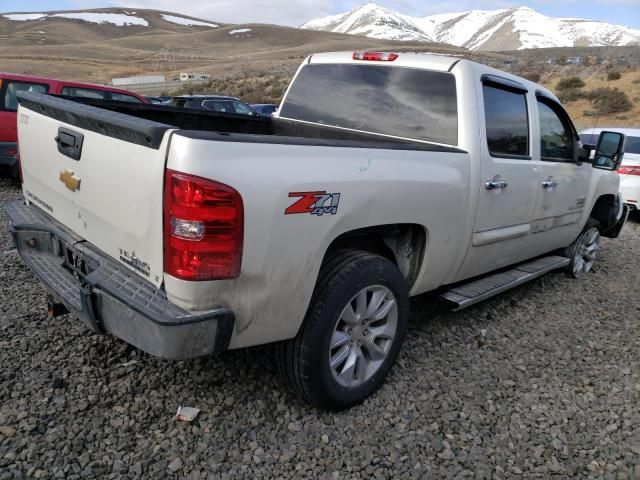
[{"left": 0, "top": 73, "right": 148, "bottom": 178}]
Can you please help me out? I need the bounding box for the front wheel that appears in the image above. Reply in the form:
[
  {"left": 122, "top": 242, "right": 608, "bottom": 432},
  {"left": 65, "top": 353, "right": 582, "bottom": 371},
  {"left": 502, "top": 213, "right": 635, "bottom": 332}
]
[
  {"left": 565, "top": 225, "right": 601, "bottom": 279},
  {"left": 277, "top": 250, "right": 409, "bottom": 410}
]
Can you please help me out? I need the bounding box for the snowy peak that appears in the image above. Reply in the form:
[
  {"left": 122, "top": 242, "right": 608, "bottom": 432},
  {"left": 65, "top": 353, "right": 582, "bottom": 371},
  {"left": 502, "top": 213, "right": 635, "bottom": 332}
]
[
  {"left": 1, "top": 9, "right": 219, "bottom": 29},
  {"left": 303, "top": 3, "right": 430, "bottom": 41},
  {"left": 301, "top": 3, "right": 640, "bottom": 51}
]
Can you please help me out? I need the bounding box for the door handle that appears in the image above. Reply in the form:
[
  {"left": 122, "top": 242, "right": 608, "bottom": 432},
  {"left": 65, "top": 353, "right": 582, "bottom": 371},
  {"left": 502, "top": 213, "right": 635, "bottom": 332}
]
[
  {"left": 541, "top": 177, "right": 559, "bottom": 189},
  {"left": 485, "top": 178, "right": 508, "bottom": 190}
]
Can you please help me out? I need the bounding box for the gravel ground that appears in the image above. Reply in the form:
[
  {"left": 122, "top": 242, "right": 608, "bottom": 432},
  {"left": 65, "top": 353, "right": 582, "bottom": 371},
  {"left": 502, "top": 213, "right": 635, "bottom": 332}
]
[{"left": 1, "top": 177, "right": 640, "bottom": 479}]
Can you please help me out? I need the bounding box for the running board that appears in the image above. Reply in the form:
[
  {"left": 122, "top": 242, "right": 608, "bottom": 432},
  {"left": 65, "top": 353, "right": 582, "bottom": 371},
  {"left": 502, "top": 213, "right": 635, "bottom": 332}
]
[{"left": 441, "top": 256, "right": 570, "bottom": 311}]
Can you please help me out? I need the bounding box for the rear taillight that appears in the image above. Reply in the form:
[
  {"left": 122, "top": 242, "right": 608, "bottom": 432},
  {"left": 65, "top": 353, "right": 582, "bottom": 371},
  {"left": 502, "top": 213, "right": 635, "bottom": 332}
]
[
  {"left": 164, "top": 169, "right": 244, "bottom": 281},
  {"left": 353, "top": 52, "right": 399, "bottom": 62},
  {"left": 7, "top": 149, "right": 17, "bottom": 156},
  {"left": 619, "top": 166, "right": 640, "bottom": 176}
]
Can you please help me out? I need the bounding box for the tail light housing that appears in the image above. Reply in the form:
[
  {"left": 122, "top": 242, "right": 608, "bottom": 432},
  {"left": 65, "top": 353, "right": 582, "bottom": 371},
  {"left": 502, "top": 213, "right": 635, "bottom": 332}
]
[
  {"left": 164, "top": 170, "right": 244, "bottom": 281},
  {"left": 618, "top": 166, "right": 640, "bottom": 176},
  {"left": 353, "top": 52, "right": 398, "bottom": 62}
]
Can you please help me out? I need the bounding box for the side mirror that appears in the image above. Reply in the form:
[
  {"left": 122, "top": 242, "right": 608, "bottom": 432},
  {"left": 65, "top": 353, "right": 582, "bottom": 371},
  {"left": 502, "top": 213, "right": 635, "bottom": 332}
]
[{"left": 593, "top": 131, "right": 625, "bottom": 170}]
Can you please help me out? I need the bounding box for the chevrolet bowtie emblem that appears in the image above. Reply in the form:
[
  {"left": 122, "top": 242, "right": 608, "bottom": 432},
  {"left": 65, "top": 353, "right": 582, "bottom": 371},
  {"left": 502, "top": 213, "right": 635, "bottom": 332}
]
[{"left": 59, "top": 169, "right": 81, "bottom": 192}]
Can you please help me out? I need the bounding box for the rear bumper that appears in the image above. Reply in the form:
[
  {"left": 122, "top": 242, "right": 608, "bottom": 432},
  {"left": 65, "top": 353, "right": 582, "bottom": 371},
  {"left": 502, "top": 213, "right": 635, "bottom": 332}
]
[
  {"left": 5, "top": 199, "right": 235, "bottom": 360},
  {"left": 0, "top": 142, "right": 18, "bottom": 175}
]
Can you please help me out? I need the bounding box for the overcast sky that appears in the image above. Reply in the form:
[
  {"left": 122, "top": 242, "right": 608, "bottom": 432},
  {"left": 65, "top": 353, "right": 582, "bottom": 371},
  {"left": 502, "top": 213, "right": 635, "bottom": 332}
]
[{"left": 1, "top": 0, "right": 639, "bottom": 28}]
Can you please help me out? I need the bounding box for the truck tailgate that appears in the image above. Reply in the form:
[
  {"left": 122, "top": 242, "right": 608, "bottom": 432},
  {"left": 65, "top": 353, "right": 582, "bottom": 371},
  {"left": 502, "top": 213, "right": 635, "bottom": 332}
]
[{"left": 17, "top": 92, "right": 175, "bottom": 287}]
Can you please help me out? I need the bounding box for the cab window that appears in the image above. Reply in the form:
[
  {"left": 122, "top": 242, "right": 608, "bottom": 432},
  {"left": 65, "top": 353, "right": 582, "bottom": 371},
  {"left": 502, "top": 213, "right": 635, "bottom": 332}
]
[
  {"left": 233, "top": 101, "right": 254, "bottom": 115},
  {"left": 202, "top": 100, "right": 235, "bottom": 113},
  {"left": 110, "top": 92, "right": 142, "bottom": 103},
  {"left": 2, "top": 81, "right": 48, "bottom": 111},
  {"left": 538, "top": 98, "right": 575, "bottom": 161},
  {"left": 483, "top": 84, "right": 529, "bottom": 158},
  {"left": 60, "top": 87, "right": 106, "bottom": 99}
]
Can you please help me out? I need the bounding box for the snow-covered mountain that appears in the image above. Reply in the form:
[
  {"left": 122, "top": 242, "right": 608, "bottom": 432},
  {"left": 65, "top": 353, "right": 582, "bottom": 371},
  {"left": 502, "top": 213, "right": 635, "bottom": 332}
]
[{"left": 301, "top": 3, "right": 640, "bottom": 51}]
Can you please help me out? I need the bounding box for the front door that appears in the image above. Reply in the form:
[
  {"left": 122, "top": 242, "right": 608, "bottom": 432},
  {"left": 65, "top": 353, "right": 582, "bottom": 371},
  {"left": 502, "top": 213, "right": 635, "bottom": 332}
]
[
  {"left": 456, "top": 76, "right": 538, "bottom": 281},
  {"left": 527, "top": 96, "right": 590, "bottom": 256}
]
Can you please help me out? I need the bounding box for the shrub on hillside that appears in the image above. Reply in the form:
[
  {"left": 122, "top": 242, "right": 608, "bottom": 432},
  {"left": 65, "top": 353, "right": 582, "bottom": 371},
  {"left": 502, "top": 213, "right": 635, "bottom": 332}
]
[
  {"left": 558, "top": 88, "right": 587, "bottom": 103},
  {"left": 556, "top": 76, "right": 586, "bottom": 90},
  {"left": 607, "top": 71, "right": 621, "bottom": 81},
  {"left": 520, "top": 71, "right": 541, "bottom": 83},
  {"left": 588, "top": 88, "right": 632, "bottom": 114}
]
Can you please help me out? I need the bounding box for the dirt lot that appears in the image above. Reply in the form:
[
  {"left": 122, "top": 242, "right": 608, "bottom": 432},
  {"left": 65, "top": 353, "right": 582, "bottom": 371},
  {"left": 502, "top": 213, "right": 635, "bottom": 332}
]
[{"left": 1, "top": 178, "right": 640, "bottom": 479}]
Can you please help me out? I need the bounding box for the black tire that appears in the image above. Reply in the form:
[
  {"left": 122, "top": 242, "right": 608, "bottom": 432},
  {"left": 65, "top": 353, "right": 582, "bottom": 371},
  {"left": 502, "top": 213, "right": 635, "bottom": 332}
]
[{"left": 277, "top": 249, "right": 409, "bottom": 410}]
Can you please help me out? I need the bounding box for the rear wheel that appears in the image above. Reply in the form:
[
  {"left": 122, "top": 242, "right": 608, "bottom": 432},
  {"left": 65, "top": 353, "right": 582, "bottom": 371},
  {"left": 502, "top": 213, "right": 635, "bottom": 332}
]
[
  {"left": 565, "top": 223, "right": 601, "bottom": 279},
  {"left": 277, "top": 250, "right": 409, "bottom": 409}
]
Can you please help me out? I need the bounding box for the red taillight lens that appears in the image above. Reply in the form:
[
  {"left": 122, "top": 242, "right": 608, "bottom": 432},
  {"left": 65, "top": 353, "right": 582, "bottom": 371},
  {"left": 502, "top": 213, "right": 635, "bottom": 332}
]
[
  {"left": 7, "top": 149, "right": 17, "bottom": 156},
  {"left": 164, "top": 169, "right": 243, "bottom": 281},
  {"left": 618, "top": 166, "right": 640, "bottom": 176},
  {"left": 353, "top": 51, "right": 398, "bottom": 62}
]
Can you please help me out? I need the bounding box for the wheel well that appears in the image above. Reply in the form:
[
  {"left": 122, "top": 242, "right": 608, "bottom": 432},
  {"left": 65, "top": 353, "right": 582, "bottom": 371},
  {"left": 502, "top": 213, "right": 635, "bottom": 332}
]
[
  {"left": 589, "top": 194, "right": 618, "bottom": 231},
  {"left": 323, "top": 224, "right": 427, "bottom": 289}
]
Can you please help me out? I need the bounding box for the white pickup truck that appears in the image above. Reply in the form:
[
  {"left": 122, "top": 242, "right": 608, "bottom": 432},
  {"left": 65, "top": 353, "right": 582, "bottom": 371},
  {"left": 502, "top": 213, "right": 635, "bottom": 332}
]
[{"left": 7, "top": 51, "right": 629, "bottom": 409}]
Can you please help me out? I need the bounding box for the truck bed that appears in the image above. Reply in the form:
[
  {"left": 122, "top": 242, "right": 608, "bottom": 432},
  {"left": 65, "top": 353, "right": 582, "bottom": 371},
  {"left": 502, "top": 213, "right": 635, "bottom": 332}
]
[{"left": 20, "top": 93, "right": 463, "bottom": 153}]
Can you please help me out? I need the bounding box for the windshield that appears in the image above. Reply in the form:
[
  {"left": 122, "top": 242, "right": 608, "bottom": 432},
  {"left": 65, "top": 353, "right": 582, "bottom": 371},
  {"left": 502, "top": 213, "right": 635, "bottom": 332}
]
[
  {"left": 625, "top": 136, "right": 640, "bottom": 154},
  {"left": 279, "top": 64, "right": 458, "bottom": 145}
]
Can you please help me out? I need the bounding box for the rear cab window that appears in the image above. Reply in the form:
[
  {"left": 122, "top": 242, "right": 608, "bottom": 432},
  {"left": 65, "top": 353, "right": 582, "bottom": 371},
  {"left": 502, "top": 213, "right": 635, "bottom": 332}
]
[
  {"left": 279, "top": 63, "right": 458, "bottom": 146},
  {"left": 1, "top": 80, "right": 49, "bottom": 111}
]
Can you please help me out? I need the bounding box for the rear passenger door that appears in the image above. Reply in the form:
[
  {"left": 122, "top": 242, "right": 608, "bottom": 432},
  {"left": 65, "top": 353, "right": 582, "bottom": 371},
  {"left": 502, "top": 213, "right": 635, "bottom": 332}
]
[
  {"left": 527, "top": 95, "right": 589, "bottom": 255},
  {"left": 458, "top": 76, "right": 538, "bottom": 280}
]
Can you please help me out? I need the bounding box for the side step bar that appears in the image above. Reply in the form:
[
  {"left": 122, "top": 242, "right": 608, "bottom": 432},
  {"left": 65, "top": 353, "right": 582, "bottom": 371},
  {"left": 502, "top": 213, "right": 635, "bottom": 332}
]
[{"left": 440, "top": 255, "right": 570, "bottom": 311}]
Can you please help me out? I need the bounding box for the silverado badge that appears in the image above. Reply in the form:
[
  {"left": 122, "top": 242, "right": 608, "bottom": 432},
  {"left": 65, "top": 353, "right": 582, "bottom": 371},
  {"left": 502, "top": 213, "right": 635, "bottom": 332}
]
[{"left": 59, "top": 169, "right": 81, "bottom": 192}]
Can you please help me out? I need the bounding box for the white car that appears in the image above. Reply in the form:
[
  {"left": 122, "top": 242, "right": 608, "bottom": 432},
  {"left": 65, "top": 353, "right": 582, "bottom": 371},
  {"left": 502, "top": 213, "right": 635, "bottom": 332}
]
[{"left": 580, "top": 127, "right": 640, "bottom": 211}]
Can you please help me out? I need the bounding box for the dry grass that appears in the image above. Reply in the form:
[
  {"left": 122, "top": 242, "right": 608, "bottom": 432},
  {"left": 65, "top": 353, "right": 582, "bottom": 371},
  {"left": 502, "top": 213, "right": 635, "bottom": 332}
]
[{"left": 541, "top": 69, "right": 640, "bottom": 129}]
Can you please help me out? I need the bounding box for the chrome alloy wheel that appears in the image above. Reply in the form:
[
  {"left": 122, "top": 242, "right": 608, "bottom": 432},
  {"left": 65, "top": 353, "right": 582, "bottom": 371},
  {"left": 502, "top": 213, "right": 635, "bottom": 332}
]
[
  {"left": 329, "top": 285, "right": 398, "bottom": 388},
  {"left": 572, "top": 227, "right": 601, "bottom": 278}
]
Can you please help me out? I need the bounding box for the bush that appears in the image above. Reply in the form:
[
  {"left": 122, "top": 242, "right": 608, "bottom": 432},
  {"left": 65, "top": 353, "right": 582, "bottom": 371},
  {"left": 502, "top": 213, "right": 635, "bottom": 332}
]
[
  {"left": 557, "top": 76, "right": 586, "bottom": 90},
  {"left": 558, "top": 88, "right": 587, "bottom": 103},
  {"left": 607, "top": 71, "right": 621, "bottom": 81},
  {"left": 588, "top": 87, "right": 632, "bottom": 114},
  {"left": 520, "top": 71, "right": 541, "bottom": 83}
]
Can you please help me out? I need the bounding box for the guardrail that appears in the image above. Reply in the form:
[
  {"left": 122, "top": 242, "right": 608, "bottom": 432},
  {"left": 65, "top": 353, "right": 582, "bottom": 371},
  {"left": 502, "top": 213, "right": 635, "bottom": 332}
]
[{"left": 105, "top": 79, "right": 209, "bottom": 95}]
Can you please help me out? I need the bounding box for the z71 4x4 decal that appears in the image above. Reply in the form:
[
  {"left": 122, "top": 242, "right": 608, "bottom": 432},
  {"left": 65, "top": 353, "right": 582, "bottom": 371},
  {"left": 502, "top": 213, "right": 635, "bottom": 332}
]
[{"left": 285, "top": 191, "right": 341, "bottom": 216}]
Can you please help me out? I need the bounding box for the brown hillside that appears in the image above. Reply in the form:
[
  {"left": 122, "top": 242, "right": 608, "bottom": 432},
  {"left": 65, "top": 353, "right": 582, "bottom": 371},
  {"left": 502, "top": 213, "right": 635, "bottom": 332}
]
[{"left": 1, "top": 8, "right": 638, "bottom": 127}]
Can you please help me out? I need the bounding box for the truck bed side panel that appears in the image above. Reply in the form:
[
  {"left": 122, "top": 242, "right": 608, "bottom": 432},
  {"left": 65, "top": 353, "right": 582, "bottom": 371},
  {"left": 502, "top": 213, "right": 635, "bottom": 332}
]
[{"left": 164, "top": 133, "right": 471, "bottom": 349}]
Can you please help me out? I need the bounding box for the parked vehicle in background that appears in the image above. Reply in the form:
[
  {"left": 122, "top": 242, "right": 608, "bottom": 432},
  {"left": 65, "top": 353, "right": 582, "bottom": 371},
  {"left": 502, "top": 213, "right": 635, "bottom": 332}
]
[
  {"left": 580, "top": 128, "right": 640, "bottom": 211},
  {"left": 0, "top": 73, "right": 148, "bottom": 178},
  {"left": 170, "top": 95, "right": 258, "bottom": 115},
  {"left": 8, "top": 52, "right": 628, "bottom": 409},
  {"left": 179, "top": 73, "right": 211, "bottom": 82},
  {"left": 146, "top": 96, "right": 172, "bottom": 105},
  {"left": 251, "top": 104, "right": 279, "bottom": 116}
]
